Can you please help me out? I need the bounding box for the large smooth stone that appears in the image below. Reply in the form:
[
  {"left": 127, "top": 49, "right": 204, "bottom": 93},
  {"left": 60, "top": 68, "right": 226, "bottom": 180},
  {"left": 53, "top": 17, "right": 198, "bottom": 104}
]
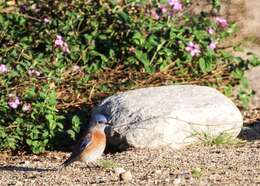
[{"left": 92, "top": 85, "right": 243, "bottom": 149}]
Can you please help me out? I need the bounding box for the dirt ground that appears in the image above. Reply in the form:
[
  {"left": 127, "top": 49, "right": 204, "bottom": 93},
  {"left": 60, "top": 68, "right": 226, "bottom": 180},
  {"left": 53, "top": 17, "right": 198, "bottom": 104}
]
[
  {"left": 0, "top": 142, "right": 259, "bottom": 185},
  {"left": 0, "top": 109, "right": 260, "bottom": 185}
]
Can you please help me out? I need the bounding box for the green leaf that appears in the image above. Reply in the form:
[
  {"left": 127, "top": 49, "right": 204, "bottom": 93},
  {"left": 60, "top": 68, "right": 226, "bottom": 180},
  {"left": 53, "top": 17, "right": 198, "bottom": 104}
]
[
  {"left": 199, "top": 58, "right": 212, "bottom": 73},
  {"left": 25, "top": 87, "right": 36, "bottom": 99},
  {"left": 132, "top": 32, "right": 145, "bottom": 46},
  {"left": 47, "top": 91, "right": 57, "bottom": 106},
  {"left": 194, "top": 30, "right": 207, "bottom": 41},
  {"left": 224, "top": 85, "right": 233, "bottom": 97},
  {"left": 118, "top": 11, "right": 130, "bottom": 22},
  {"left": 67, "top": 129, "right": 76, "bottom": 140},
  {"left": 46, "top": 114, "right": 56, "bottom": 130},
  {"left": 232, "top": 69, "right": 243, "bottom": 80},
  {"left": 0, "top": 126, "right": 7, "bottom": 138},
  {"left": 72, "top": 115, "right": 81, "bottom": 133},
  {"left": 249, "top": 55, "right": 260, "bottom": 66},
  {"left": 135, "top": 50, "right": 149, "bottom": 65},
  {"left": 26, "top": 139, "right": 32, "bottom": 146}
]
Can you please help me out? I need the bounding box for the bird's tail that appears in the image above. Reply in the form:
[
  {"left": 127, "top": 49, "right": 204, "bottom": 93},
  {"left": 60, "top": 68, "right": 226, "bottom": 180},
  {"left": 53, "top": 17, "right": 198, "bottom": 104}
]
[{"left": 61, "top": 155, "right": 77, "bottom": 168}]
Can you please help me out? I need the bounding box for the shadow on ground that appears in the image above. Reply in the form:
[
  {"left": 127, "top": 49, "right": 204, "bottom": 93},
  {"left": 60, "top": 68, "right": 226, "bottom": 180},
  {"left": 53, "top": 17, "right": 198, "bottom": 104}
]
[
  {"left": 238, "top": 122, "right": 260, "bottom": 140},
  {"left": 0, "top": 165, "right": 57, "bottom": 172}
]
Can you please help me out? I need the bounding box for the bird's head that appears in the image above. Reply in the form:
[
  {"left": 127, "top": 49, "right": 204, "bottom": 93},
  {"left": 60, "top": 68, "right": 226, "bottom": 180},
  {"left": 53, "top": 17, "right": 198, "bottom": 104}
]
[{"left": 90, "top": 114, "right": 110, "bottom": 130}]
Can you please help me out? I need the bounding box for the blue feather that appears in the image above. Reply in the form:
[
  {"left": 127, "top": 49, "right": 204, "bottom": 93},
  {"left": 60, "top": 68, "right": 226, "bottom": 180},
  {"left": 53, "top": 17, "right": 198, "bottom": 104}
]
[
  {"left": 61, "top": 134, "right": 92, "bottom": 167},
  {"left": 80, "top": 136, "right": 91, "bottom": 151}
]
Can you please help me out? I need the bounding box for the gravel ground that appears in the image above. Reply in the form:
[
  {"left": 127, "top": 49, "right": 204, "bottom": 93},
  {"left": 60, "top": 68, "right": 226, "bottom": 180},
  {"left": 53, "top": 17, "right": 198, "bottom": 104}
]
[
  {"left": 0, "top": 142, "right": 260, "bottom": 185},
  {"left": 0, "top": 109, "right": 260, "bottom": 186}
]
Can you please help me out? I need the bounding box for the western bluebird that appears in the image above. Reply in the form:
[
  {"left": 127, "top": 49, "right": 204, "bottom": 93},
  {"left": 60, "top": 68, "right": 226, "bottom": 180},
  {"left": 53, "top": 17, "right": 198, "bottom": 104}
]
[{"left": 62, "top": 114, "right": 109, "bottom": 167}]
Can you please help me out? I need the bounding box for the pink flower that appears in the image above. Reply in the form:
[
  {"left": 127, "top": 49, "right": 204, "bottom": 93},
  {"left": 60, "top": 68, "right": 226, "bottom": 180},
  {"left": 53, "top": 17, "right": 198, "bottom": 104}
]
[
  {"left": 62, "top": 42, "right": 70, "bottom": 53},
  {"left": 54, "top": 35, "right": 64, "bottom": 48},
  {"left": 8, "top": 94, "right": 20, "bottom": 109},
  {"left": 22, "top": 103, "right": 32, "bottom": 112},
  {"left": 54, "top": 35, "right": 70, "bottom": 53},
  {"left": 185, "top": 42, "right": 201, "bottom": 57},
  {"left": 173, "top": 2, "right": 182, "bottom": 11},
  {"left": 56, "top": 35, "right": 62, "bottom": 40},
  {"left": 207, "top": 28, "right": 214, "bottom": 34},
  {"left": 168, "top": 0, "right": 182, "bottom": 11},
  {"left": 160, "top": 5, "right": 167, "bottom": 14},
  {"left": 216, "top": 17, "right": 228, "bottom": 28},
  {"left": 151, "top": 8, "right": 160, "bottom": 20},
  {"left": 28, "top": 69, "right": 40, "bottom": 76},
  {"left": 43, "top": 17, "right": 51, "bottom": 24},
  {"left": 209, "top": 41, "right": 217, "bottom": 50},
  {"left": 168, "top": 0, "right": 178, "bottom": 6},
  {"left": 0, "top": 64, "right": 8, "bottom": 74}
]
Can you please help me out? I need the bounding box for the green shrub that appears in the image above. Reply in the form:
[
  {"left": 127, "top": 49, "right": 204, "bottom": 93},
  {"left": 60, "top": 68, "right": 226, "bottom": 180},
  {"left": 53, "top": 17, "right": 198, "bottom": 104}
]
[{"left": 0, "top": 0, "right": 258, "bottom": 153}]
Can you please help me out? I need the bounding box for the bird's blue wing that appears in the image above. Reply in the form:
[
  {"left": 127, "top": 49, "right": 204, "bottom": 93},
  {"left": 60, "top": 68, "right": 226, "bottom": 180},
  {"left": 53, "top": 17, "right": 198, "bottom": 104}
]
[
  {"left": 61, "top": 133, "right": 92, "bottom": 167},
  {"left": 79, "top": 134, "right": 92, "bottom": 151}
]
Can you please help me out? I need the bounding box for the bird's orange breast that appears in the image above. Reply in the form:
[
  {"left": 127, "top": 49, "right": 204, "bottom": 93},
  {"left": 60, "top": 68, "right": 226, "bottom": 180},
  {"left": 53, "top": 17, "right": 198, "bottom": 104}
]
[
  {"left": 92, "top": 130, "right": 106, "bottom": 145},
  {"left": 79, "top": 130, "right": 106, "bottom": 161}
]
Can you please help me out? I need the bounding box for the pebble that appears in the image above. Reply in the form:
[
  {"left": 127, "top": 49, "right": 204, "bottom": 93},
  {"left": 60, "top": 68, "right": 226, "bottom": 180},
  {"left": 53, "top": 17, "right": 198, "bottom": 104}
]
[
  {"left": 15, "top": 181, "right": 23, "bottom": 186},
  {"left": 120, "top": 171, "right": 132, "bottom": 181},
  {"left": 174, "top": 177, "right": 182, "bottom": 185},
  {"left": 20, "top": 160, "right": 30, "bottom": 165},
  {"left": 114, "top": 167, "right": 126, "bottom": 175}
]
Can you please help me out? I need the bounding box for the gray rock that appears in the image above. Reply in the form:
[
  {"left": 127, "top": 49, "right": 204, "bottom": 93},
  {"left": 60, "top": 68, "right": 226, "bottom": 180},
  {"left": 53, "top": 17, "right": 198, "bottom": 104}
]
[{"left": 92, "top": 85, "right": 243, "bottom": 149}]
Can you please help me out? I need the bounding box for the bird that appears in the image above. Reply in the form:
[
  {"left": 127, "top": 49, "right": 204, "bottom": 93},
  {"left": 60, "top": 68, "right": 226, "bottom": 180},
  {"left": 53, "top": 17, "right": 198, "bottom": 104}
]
[{"left": 61, "top": 114, "right": 109, "bottom": 167}]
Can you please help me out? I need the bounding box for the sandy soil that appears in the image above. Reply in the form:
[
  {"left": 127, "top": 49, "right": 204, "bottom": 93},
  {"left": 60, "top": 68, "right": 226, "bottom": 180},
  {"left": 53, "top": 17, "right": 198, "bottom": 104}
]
[{"left": 0, "top": 141, "right": 259, "bottom": 185}]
